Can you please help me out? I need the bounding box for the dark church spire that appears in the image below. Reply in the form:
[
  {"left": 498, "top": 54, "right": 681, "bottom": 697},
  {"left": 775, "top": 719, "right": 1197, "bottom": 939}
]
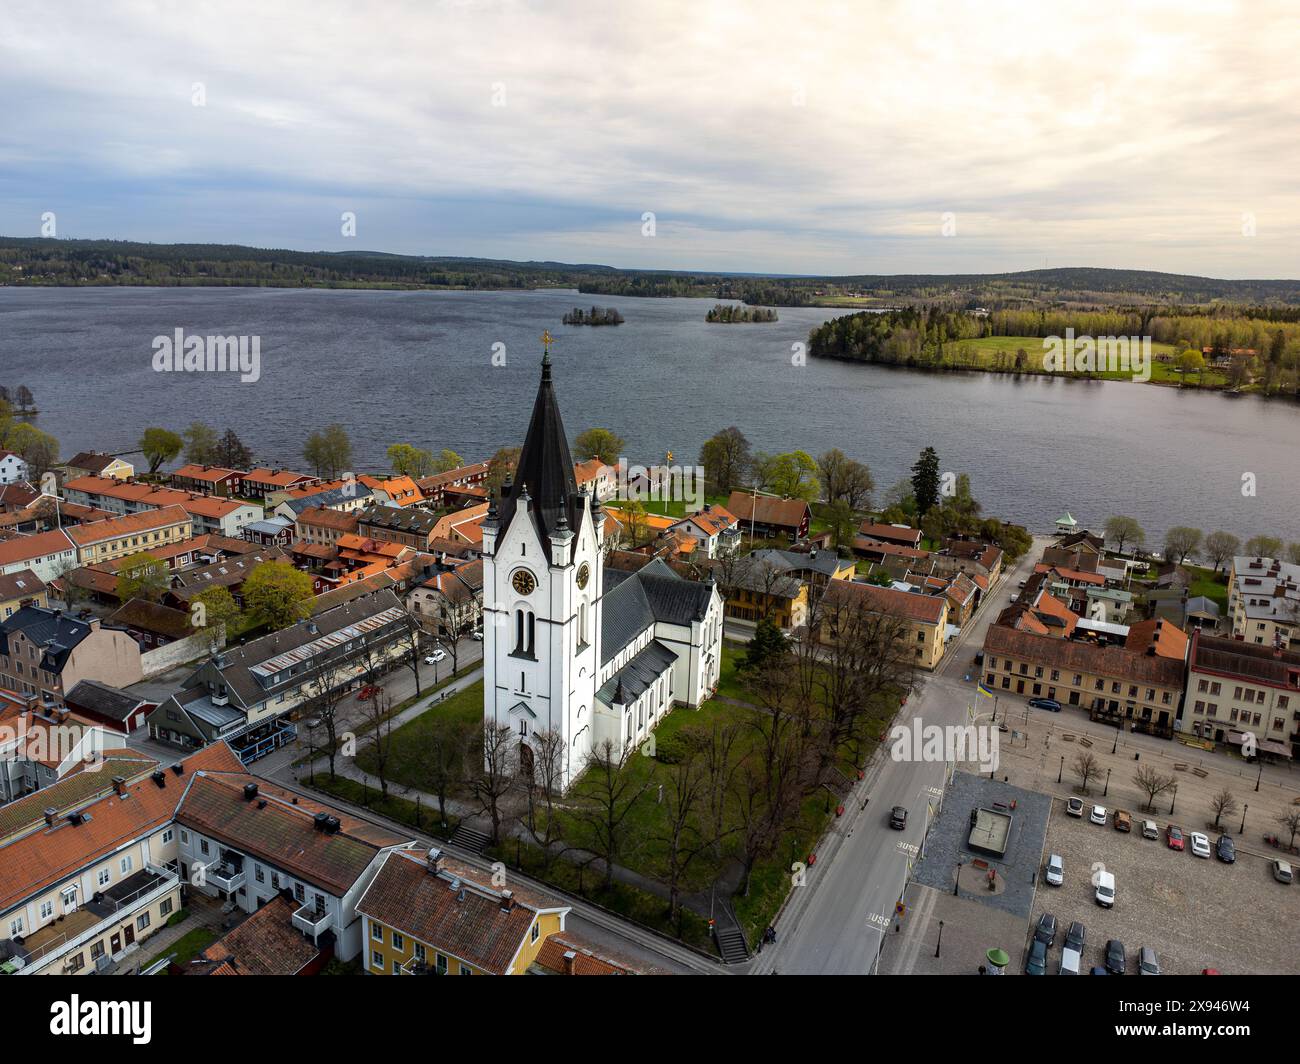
[{"left": 496, "top": 333, "right": 581, "bottom": 547}]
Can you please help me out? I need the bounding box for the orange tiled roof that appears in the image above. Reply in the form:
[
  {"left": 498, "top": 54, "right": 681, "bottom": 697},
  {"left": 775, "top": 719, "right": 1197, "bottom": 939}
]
[{"left": 64, "top": 504, "right": 191, "bottom": 546}]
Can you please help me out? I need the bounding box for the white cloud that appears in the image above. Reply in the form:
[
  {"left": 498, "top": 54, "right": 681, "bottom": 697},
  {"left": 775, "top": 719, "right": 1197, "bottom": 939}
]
[{"left": 1, "top": 0, "right": 1296, "bottom": 274}]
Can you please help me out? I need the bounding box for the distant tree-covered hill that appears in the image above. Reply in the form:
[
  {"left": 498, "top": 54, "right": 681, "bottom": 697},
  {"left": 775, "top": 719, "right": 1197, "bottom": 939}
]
[{"left": 3, "top": 237, "right": 1299, "bottom": 308}]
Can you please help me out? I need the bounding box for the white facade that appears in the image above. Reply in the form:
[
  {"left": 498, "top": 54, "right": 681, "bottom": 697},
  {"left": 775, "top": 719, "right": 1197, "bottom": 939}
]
[
  {"left": 0, "top": 452, "right": 29, "bottom": 485},
  {"left": 482, "top": 488, "right": 605, "bottom": 790}
]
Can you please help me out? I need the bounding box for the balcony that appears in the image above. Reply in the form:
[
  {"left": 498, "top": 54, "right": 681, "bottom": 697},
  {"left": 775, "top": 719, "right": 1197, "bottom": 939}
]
[
  {"left": 204, "top": 854, "right": 246, "bottom": 893},
  {"left": 400, "top": 953, "right": 437, "bottom": 975},
  {"left": 291, "top": 903, "right": 330, "bottom": 938},
  {"left": 6, "top": 864, "right": 178, "bottom": 974}
]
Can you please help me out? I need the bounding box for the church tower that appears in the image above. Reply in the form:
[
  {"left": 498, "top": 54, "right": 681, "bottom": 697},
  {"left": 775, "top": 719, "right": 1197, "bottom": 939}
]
[{"left": 481, "top": 337, "right": 605, "bottom": 791}]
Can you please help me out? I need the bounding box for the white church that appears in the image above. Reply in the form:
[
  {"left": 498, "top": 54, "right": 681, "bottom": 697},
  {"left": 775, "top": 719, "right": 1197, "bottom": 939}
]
[{"left": 481, "top": 345, "right": 724, "bottom": 790}]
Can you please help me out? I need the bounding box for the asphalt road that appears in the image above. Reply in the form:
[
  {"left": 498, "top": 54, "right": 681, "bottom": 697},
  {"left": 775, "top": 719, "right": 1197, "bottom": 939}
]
[{"left": 748, "top": 538, "right": 1049, "bottom": 974}]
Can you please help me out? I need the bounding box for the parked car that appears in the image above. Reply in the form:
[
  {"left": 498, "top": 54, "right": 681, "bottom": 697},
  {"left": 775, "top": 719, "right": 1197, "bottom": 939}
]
[
  {"left": 424, "top": 648, "right": 447, "bottom": 664},
  {"left": 1090, "top": 805, "right": 1107, "bottom": 826},
  {"left": 1089, "top": 966, "right": 1110, "bottom": 975},
  {"left": 1028, "top": 697, "right": 1062, "bottom": 712},
  {"left": 974, "top": 650, "right": 985, "bottom": 665},
  {"left": 304, "top": 716, "right": 322, "bottom": 729},
  {"left": 1095, "top": 869, "right": 1116, "bottom": 908},
  {"left": 1215, "top": 835, "right": 1236, "bottom": 863},
  {"left": 1272, "top": 859, "right": 1293, "bottom": 884},
  {"left": 1065, "top": 921, "right": 1086, "bottom": 952},
  {"left": 889, "top": 805, "right": 908, "bottom": 830},
  {"left": 1104, "top": 939, "right": 1126, "bottom": 975},
  {"left": 1138, "top": 946, "right": 1161, "bottom": 975},
  {"left": 1044, "top": 854, "right": 1064, "bottom": 887},
  {"left": 1114, "top": 810, "right": 1132, "bottom": 832},
  {"left": 1141, "top": 819, "right": 1159, "bottom": 840},
  {"left": 1025, "top": 939, "right": 1048, "bottom": 975},
  {"left": 1034, "top": 913, "right": 1057, "bottom": 947},
  {"left": 1190, "top": 832, "right": 1211, "bottom": 859},
  {"left": 1166, "top": 825, "right": 1185, "bottom": 851},
  {"left": 1066, "top": 797, "right": 1085, "bottom": 817},
  {"left": 358, "top": 685, "right": 382, "bottom": 700},
  {"left": 1059, "top": 947, "right": 1081, "bottom": 975},
  {"left": 470, "top": 630, "right": 483, "bottom": 641}
]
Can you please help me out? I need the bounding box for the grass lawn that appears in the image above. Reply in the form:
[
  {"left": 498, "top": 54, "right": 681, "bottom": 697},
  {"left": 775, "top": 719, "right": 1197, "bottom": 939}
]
[
  {"left": 636, "top": 491, "right": 730, "bottom": 519},
  {"left": 931, "top": 336, "right": 1232, "bottom": 387},
  {"left": 307, "top": 773, "right": 459, "bottom": 839},
  {"left": 145, "top": 925, "right": 216, "bottom": 969},
  {"left": 1183, "top": 565, "right": 1230, "bottom": 610}
]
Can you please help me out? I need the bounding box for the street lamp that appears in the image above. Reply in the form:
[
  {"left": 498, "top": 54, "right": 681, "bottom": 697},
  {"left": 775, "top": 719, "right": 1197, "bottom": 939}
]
[
  {"left": 935, "top": 920, "right": 944, "bottom": 959},
  {"left": 1240, "top": 803, "right": 1248, "bottom": 835}
]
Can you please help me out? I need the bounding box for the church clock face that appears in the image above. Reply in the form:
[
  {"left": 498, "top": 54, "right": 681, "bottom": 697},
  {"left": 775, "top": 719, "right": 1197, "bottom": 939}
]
[
  {"left": 512, "top": 569, "right": 536, "bottom": 596},
  {"left": 576, "top": 563, "right": 590, "bottom": 590}
]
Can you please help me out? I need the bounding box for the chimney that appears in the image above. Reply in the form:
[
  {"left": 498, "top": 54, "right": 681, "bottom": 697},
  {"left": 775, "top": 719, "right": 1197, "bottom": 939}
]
[
  {"left": 426, "top": 847, "right": 443, "bottom": 874},
  {"left": 313, "top": 812, "right": 330, "bottom": 831},
  {"left": 111, "top": 775, "right": 126, "bottom": 796},
  {"left": 243, "top": 782, "right": 258, "bottom": 801},
  {"left": 151, "top": 770, "right": 166, "bottom": 788},
  {"left": 563, "top": 949, "right": 577, "bottom": 975},
  {"left": 500, "top": 889, "right": 515, "bottom": 913},
  {"left": 43, "top": 807, "right": 57, "bottom": 827}
]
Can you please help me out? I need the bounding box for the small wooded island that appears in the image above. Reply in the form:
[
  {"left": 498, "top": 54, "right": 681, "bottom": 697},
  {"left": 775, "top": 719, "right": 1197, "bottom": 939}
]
[
  {"left": 705, "top": 303, "right": 779, "bottom": 323},
  {"left": 562, "top": 306, "right": 624, "bottom": 325}
]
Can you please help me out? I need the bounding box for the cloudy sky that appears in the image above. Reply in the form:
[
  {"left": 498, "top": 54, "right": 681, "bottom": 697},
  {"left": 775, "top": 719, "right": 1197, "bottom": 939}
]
[{"left": 2, "top": 0, "right": 1296, "bottom": 276}]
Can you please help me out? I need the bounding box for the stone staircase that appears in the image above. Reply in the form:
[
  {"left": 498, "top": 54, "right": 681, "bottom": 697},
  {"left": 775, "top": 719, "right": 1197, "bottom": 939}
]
[{"left": 450, "top": 823, "right": 492, "bottom": 855}]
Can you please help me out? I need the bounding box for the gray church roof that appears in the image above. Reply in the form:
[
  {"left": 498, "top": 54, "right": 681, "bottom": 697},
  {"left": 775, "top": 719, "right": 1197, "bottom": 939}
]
[
  {"left": 599, "top": 557, "right": 714, "bottom": 664},
  {"left": 597, "top": 639, "right": 676, "bottom": 706}
]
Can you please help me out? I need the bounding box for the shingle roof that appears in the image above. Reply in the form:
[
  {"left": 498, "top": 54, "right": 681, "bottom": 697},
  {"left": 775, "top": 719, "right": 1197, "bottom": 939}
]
[
  {"left": 726, "top": 491, "right": 810, "bottom": 530},
  {"left": 193, "top": 894, "right": 320, "bottom": 975},
  {"left": 598, "top": 639, "right": 675, "bottom": 705},
  {"left": 63, "top": 679, "right": 152, "bottom": 722},
  {"left": 826, "top": 579, "right": 947, "bottom": 625},
  {"left": 356, "top": 849, "right": 558, "bottom": 974},
  {"left": 983, "top": 625, "right": 1185, "bottom": 687},
  {"left": 176, "top": 772, "right": 405, "bottom": 897}
]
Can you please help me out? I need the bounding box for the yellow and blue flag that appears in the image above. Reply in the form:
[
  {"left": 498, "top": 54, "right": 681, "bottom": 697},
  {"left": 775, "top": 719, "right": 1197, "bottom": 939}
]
[{"left": 977, "top": 682, "right": 995, "bottom": 698}]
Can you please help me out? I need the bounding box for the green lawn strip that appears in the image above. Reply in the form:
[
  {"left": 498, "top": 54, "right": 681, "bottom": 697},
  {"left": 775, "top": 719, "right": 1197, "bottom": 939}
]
[
  {"left": 305, "top": 774, "right": 459, "bottom": 840},
  {"left": 145, "top": 926, "right": 217, "bottom": 969}
]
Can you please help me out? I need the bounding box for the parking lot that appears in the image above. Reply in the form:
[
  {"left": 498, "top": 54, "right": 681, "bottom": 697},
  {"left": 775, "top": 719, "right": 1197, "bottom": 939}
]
[{"left": 1027, "top": 798, "right": 1300, "bottom": 975}]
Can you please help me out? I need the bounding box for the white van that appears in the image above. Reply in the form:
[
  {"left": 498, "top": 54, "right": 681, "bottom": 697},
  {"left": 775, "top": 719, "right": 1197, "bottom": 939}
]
[
  {"left": 1059, "top": 946, "right": 1081, "bottom": 975},
  {"left": 1095, "top": 869, "right": 1116, "bottom": 908},
  {"left": 1045, "top": 854, "right": 1064, "bottom": 887}
]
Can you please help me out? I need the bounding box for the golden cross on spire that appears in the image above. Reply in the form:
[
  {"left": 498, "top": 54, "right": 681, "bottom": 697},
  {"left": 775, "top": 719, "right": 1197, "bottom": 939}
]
[{"left": 541, "top": 329, "right": 555, "bottom": 355}]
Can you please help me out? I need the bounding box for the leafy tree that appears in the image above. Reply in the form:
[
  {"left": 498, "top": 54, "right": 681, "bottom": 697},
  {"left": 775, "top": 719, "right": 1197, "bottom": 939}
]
[
  {"left": 213, "top": 428, "right": 253, "bottom": 470},
  {"left": 817, "top": 448, "right": 874, "bottom": 510},
  {"left": 699, "top": 427, "right": 751, "bottom": 494},
  {"left": 1176, "top": 348, "right": 1205, "bottom": 385},
  {"left": 1245, "top": 535, "right": 1283, "bottom": 558},
  {"left": 242, "top": 560, "right": 314, "bottom": 629},
  {"left": 574, "top": 427, "right": 624, "bottom": 465},
  {"left": 304, "top": 424, "right": 352, "bottom": 479},
  {"left": 485, "top": 446, "right": 521, "bottom": 495},
  {"left": 139, "top": 427, "right": 182, "bottom": 474},
  {"left": 757, "top": 450, "right": 819, "bottom": 501},
  {"left": 824, "top": 499, "right": 857, "bottom": 550},
  {"left": 115, "top": 552, "right": 168, "bottom": 603},
  {"left": 433, "top": 449, "right": 465, "bottom": 474},
  {"left": 740, "top": 617, "right": 789, "bottom": 673},
  {"left": 387, "top": 443, "right": 433, "bottom": 478},
  {"left": 1203, "top": 531, "right": 1240, "bottom": 574},
  {"left": 1163, "top": 526, "right": 1202, "bottom": 565},
  {"left": 910, "top": 446, "right": 940, "bottom": 517},
  {"left": 182, "top": 421, "right": 220, "bottom": 465},
  {"left": 1104, "top": 515, "right": 1145, "bottom": 555},
  {"left": 190, "top": 585, "right": 241, "bottom": 635},
  {"left": 2, "top": 422, "right": 59, "bottom": 479}
]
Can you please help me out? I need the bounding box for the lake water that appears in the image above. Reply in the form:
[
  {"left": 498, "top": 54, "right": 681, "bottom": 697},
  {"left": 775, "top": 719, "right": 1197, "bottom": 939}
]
[{"left": 1, "top": 286, "right": 1296, "bottom": 542}]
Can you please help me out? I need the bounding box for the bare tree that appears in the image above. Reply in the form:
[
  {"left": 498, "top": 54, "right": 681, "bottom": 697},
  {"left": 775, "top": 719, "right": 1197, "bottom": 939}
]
[
  {"left": 392, "top": 618, "right": 425, "bottom": 698},
  {"left": 363, "top": 690, "right": 396, "bottom": 799},
  {"left": 305, "top": 657, "right": 353, "bottom": 780},
  {"left": 648, "top": 737, "right": 712, "bottom": 930},
  {"left": 1276, "top": 809, "right": 1300, "bottom": 849},
  {"left": 472, "top": 722, "right": 517, "bottom": 845},
  {"left": 517, "top": 728, "right": 569, "bottom": 872},
  {"left": 570, "top": 739, "right": 652, "bottom": 891},
  {"left": 1133, "top": 764, "right": 1176, "bottom": 811},
  {"left": 1209, "top": 788, "right": 1237, "bottom": 829},
  {"left": 1073, "top": 752, "right": 1101, "bottom": 795}
]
